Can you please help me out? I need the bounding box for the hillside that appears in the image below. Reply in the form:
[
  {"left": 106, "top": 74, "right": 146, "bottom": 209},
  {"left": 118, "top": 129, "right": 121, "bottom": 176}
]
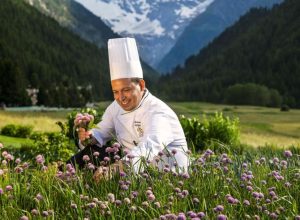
[
  {"left": 158, "top": 0, "right": 300, "bottom": 108},
  {"left": 0, "top": 0, "right": 157, "bottom": 107}
]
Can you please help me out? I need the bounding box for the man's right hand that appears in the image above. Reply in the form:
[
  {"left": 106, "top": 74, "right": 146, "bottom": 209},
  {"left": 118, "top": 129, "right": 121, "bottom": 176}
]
[{"left": 78, "top": 127, "right": 88, "bottom": 142}]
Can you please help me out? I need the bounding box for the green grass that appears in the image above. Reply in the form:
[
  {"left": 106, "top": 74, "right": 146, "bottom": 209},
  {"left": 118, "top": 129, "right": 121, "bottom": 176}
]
[
  {"left": 0, "top": 135, "right": 32, "bottom": 148},
  {"left": 169, "top": 102, "right": 300, "bottom": 147},
  {"left": 1, "top": 102, "right": 300, "bottom": 148}
]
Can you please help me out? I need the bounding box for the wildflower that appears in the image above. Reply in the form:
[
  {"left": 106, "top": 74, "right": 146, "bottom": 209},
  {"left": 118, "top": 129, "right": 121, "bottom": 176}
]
[
  {"left": 82, "top": 155, "right": 90, "bottom": 162},
  {"left": 2, "top": 160, "right": 7, "bottom": 166},
  {"left": 129, "top": 206, "right": 137, "bottom": 212},
  {"left": 5, "top": 154, "right": 14, "bottom": 161},
  {"left": 142, "top": 201, "right": 149, "bottom": 208},
  {"left": 243, "top": 200, "right": 250, "bottom": 206},
  {"left": 195, "top": 212, "right": 204, "bottom": 218},
  {"left": 107, "top": 193, "right": 115, "bottom": 203},
  {"left": 0, "top": 143, "right": 3, "bottom": 148},
  {"left": 217, "top": 214, "right": 227, "bottom": 220},
  {"left": 71, "top": 203, "right": 77, "bottom": 209},
  {"left": 42, "top": 211, "right": 49, "bottom": 217},
  {"left": 35, "top": 154, "right": 45, "bottom": 164},
  {"left": 114, "top": 155, "right": 120, "bottom": 160},
  {"left": 147, "top": 194, "right": 155, "bottom": 202},
  {"left": 20, "top": 216, "right": 29, "bottom": 220},
  {"left": 284, "top": 182, "right": 292, "bottom": 187},
  {"left": 214, "top": 205, "right": 224, "bottom": 212},
  {"left": 0, "top": 169, "right": 4, "bottom": 176},
  {"left": 131, "top": 191, "right": 138, "bottom": 199},
  {"left": 193, "top": 198, "right": 200, "bottom": 203},
  {"left": 177, "top": 213, "right": 186, "bottom": 220},
  {"left": 93, "top": 152, "right": 100, "bottom": 157},
  {"left": 124, "top": 197, "right": 131, "bottom": 204},
  {"left": 15, "top": 158, "right": 21, "bottom": 164},
  {"left": 269, "top": 212, "right": 278, "bottom": 219},
  {"left": 295, "top": 215, "right": 300, "bottom": 220},
  {"left": 5, "top": 185, "right": 13, "bottom": 191},
  {"left": 273, "top": 157, "right": 279, "bottom": 164},
  {"left": 0, "top": 188, "right": 3, "bottom": 195},
  {"left": 31, "top": 209, "right": 38, "bottom": 215},
  {"left": 87, "top": 163, "right": 95, "bottom": 170},
  {"left": 154, "top": 201, "right": 161, "bottom": 208},
  {"left": 35, "top": 193, "right": 43, "bottom": 201},
  {"left": 87, "top": 202, "right": 97, "bottom": 209},
  {"left": 284, "top": 150, "right": 293, "bottom": 158}
]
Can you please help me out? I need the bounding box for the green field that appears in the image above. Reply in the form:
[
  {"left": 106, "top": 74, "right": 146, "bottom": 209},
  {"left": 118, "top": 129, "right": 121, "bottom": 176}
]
[{"left": 0, "top": 102, "right": 299, "bottom": 148}]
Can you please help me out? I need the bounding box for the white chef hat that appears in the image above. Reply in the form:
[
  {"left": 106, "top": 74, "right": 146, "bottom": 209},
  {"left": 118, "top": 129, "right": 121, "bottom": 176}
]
[{"left": 108, "top": 37, "right": 143, "bottom": 81}]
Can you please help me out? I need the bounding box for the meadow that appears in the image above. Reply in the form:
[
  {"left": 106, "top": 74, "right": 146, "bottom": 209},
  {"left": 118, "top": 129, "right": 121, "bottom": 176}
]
[
  {"left": 0, "top": 102, "right": 299, "bottom": 219},
  {"left": 1, "top": 102, "right": 299, "bottom": 148}
]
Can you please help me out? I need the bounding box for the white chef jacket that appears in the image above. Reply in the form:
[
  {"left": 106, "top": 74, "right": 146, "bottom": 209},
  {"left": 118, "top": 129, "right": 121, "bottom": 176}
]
[{"left": 91, "top": 90, "right": 189, "bottom": 173}]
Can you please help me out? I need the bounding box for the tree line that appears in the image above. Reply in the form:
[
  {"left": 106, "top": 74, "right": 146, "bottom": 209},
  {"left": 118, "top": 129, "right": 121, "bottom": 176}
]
[{"left": 157, "top": 0, "right": 300, "bottom": 108}]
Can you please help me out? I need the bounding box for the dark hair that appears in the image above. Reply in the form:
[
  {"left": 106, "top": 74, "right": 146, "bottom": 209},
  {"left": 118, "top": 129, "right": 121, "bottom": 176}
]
[{"left": 130, "top": 78, "right": 143, "bottom": 84}]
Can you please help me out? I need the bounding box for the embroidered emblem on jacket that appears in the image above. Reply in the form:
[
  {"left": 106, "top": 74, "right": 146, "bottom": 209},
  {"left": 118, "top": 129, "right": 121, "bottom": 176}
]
[{"left": 134, "top": 121, "right": 143, "bottom": 137}]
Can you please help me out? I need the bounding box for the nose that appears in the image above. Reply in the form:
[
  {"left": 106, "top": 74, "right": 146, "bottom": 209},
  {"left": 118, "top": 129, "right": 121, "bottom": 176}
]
[{"left": 119, "top": 92, "right": 126, "bottom": 102}]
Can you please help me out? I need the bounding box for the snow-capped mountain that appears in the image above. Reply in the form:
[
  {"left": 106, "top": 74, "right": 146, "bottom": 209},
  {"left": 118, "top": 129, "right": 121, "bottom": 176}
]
[{"left": 74, "top": 0, "right": 215, "bottom": 68}]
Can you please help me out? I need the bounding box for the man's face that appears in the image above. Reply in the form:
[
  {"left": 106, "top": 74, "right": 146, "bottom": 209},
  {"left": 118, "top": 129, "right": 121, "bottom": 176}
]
[{"left": 111, "top": 78, "right": 145, "bottom": 111}]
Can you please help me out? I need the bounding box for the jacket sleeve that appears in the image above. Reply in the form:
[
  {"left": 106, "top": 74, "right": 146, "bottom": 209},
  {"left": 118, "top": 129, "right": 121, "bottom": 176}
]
[
  {"left": 128, "top": 111, "right": 174, "bottom": 172},
  {"left": 91, "top": 106, "right": 115, "bottom": 146}
]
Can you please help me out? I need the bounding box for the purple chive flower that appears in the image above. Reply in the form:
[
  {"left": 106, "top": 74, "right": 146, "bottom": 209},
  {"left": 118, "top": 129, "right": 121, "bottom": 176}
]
[
  {"left": 93, "top": 152, "right": 100, "bottom": 157},
  {"left": 284, "top": 182, "right": 292, "bottom": 187},
  {"left": 177, "top": 213, "right": 186, "bottom": 220},
  {"left": 284, "top": 150, "right": 293, "bottom": 158},
  {"left": 0, "top": 169, "right": 4, "bottom": 176},
  {"left": 71, "top": 203, "right": 77, "bottom": 209},
  {"left": 42, "top": 211, "right": 49, "bottom": 217},
  {"left": 87, "top": 202, "right": 97, "bottom": 209},
  {"left": 0, "top": 188, "right": 3, "bottom": 195},
  {"left": 197, "top": 212, "right": 205, "bottom": 218},
  {"left": 193, "top": 198, "right": 200, "bottom": 203},
  {"left": 114, "top": 155, "right": 121, "bottom": 160},
  {"left": 171, "top": 149, "right": 177, "bottom": 155},
  {"left": 154, "top": 201, "right": 161, "bottom": 208},
  {"left": 246, "top": 185, "right": 253, "bottom": 191},
  {"left": 147, "top": 194, "right": 155, "bottom": 202},
  {"left": 0, "top": 143, "right": 3, "bottom": 148},
  {"left": 214, "top": 205, "right": 224, "bottom": 212},
  {"left": 273, "top": 157, "right": 279, "bottom": 164},
  {"left": 20, "top": 216, "right": 29, "bottom": 220},
  {"left": 35, "top": 154, "right": 45, "bottom": 164},
  {"left": 131, "top": 191, "right": 138, "bottom": 199},
  {"left": 269, "top": 212, "right": 278, "bottom": 219},
  {"left": 129, "top": 205, "right": 137, "bottom": 212},
  {"left": 15, "top": 158, "right": 21, "bottom": 164},
  {"left": 243, "top": 200, "right": 250, "bottom": 206},
  {"left": 124, "top": 197, "right": 131, "bottom": 204},
  {"left": 142, "top": 201, "right": 149, "bottom": 207},
  {"left": 295, "top": 215, "right": 300, "bottom": 220},
  {"left": 31, "top": 209, "right": 39, "bottom": 215},
  {"left": 35, "top": 193, "right": 43, "bottom": 201},
  {"left": 82, "top": 155, "right": 90, "bottom": 162},
  {"left": 107, "top": 193, "right": 115, "bottom": 203},
  {"left": 5, "top": 185, "right": 13, "bottom": 191},
  {"left": 115, "top": 200, "right": 122, "bottom": 206},
  {"left": 217, "top": 214, "right": 227, "bottom": 220},
  {"left": 127, "top": 153, "right": 136, "bottom": 160}
]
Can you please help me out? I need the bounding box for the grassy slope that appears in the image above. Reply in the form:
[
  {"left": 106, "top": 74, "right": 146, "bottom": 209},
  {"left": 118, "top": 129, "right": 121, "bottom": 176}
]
[
  {"left": 1, "top": 102, "right": 300, "bottom": 148},
  {"left": 169, "top": 102, "right": 300, "bottom": 147}
]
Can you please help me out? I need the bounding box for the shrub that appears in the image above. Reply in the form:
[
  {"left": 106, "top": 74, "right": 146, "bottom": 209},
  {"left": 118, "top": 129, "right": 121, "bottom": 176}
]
[
  {"left": 280, "top": 104, "right": 290, "bottom": 111},
  {"left": 22, "top": 132, "right": 74, "bottom": 162},
  {"left": 1, "top": 124, "right": 33, "bottom": 138},
  {"left": 1, "top": 124, "right": 17, "bottom": 136},
  {"left": 180, "top": 112, "right": 240, "bottom": 152}
]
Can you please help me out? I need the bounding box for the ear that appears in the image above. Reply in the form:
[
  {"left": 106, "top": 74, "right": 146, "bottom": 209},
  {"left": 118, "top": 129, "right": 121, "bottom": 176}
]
[{"left": 139, "top": 79, "right": 146, "bottom": 91}]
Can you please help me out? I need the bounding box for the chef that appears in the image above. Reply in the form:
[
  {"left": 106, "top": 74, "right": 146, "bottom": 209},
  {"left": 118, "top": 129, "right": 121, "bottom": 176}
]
[{"left": 69, "top": 37, "right": 189, "bottom": 174}]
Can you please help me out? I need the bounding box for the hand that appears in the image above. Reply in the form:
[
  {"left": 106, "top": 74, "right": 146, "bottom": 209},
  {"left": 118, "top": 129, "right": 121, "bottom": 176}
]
[{"left": 78, "top": 127, "right": 91, "bottom": 142}]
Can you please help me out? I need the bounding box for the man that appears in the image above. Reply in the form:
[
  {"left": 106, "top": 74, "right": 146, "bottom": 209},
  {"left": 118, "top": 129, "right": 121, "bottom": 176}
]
[{"left": 68, "top": 37, "right": 189, "bottom": 174}]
